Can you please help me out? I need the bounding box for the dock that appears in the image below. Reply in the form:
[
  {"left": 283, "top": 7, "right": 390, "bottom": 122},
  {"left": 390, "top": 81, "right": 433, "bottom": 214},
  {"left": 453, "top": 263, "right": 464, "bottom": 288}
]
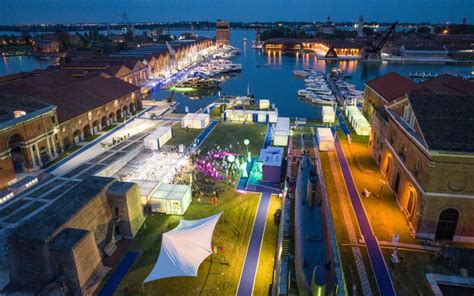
[{"left": 326, "top": 74, "right": 345, "bottom": 106}]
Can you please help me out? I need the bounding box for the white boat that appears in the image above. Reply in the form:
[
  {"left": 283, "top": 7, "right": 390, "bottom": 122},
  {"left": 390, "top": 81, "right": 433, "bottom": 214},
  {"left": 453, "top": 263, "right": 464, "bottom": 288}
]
[
  {"left": 294, "top": 70, "right": 310, "bottom": 77},
  {"left": 307, "top": 93, "right": 335, "bottom": 105},
  {"left": 251, "top": 41, "right": 263, "bottom": 49},
  {"left": 307, "top": 87, "right": 332, "bottom": 95},
  {"left": 298, "top": 89, "right": 312, "bottom": 97}
]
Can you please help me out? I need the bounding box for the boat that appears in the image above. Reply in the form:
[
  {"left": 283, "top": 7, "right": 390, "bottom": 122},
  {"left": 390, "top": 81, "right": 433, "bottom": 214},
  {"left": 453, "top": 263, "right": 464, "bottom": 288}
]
[
  {"left": 251, "top": 40, "right": 263, "bottom": 49},
  {"left": 307, "top": 93, "right": 335, "bottom": 105},
  {"left": 294, "top": 70, "right": 310, "bottom": 77},
  {"left": 298, "top": 89, "right": 312, "bottom": 97}
]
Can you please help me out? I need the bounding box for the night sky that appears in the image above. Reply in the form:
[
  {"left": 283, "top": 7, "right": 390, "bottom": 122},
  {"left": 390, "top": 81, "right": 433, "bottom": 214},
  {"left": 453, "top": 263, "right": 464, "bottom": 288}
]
[{"left": 1, "top": 0, "right": 473, "bottom": 24}]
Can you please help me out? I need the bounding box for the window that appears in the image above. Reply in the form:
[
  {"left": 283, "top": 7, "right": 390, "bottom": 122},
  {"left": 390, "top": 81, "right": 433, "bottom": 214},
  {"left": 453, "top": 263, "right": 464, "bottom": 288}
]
[{"left": 51, "top": 116, "right": 56, "bottom": 124}]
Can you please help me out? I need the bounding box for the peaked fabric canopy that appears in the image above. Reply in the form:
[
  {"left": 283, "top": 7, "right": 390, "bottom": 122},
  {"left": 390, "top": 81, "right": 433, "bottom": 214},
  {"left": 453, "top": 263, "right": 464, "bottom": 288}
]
[{"left": 144, "top": 212, "right": 222, "bottom": 283}]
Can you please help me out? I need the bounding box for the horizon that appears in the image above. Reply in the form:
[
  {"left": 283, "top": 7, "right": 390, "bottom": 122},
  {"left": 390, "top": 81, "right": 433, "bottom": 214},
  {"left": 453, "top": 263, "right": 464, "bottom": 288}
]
[{"left": 1, "top": 0, "right": 473, "bottom": 25}]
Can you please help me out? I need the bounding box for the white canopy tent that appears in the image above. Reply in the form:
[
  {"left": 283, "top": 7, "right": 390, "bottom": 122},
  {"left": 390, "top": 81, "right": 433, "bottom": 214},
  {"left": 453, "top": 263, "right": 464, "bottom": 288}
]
[{"left": 144, "top": 212, "right": 222, "bottom": 283}]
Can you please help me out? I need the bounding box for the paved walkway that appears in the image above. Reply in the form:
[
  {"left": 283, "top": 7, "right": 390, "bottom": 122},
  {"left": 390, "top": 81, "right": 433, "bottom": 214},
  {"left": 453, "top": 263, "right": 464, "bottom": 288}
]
[
  {"left": 334, "top": 137, "right": 396, "bottom": 296},
  {"left": 336, "top": 110, "right": 351, "bottom": 136},
  {"left": 193, "top": 120, "right": 219, "bottom": 148},
  {"left": 236, "top": 192, "right": 272, "bottom": 296},
  {"left": 99, "top": 252, "right": 138, "bottom": 296}
]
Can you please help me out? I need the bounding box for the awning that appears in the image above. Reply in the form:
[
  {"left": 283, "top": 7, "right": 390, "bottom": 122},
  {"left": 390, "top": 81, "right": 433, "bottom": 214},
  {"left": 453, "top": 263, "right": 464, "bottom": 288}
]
[{"left": 144, "top": 212, "right": 222, "bottom": 283}]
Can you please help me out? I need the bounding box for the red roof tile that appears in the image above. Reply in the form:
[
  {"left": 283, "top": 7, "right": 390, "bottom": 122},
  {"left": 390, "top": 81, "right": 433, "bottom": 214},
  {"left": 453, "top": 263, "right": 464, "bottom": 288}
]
[
  {"left": 365, "top": 72, "right": 420, "bottom": 102},
  {"left": 421, "top": 74, "right": 474, "bottom": 96}
]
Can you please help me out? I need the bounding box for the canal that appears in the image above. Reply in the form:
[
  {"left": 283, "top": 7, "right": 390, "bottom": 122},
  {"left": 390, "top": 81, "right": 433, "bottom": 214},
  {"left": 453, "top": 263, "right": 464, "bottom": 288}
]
[
  {"left": 1, "top": 29, "right": 472, "bottom": 119},
  {"left": 150, "top": 29, "right": 474, "bottom": 119}
]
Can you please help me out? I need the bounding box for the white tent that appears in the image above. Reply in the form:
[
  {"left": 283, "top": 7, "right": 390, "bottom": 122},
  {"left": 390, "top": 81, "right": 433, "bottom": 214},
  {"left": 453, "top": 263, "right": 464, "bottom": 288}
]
[
  {"left": 181, "top": 113, "right": 210, "bottom": 129},
  {"left": 144, "top": 212, "right": 222, "bottom": 283}
]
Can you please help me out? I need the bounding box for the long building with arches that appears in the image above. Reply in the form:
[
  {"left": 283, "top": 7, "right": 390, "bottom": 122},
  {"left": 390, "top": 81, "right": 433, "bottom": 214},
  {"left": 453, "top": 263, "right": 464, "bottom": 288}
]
[
  {"left": 365, "top": 73, "right": 474, "bottom": 242},
  {"left": 0, "top": 70, "right": 141, "bottom": 190}
]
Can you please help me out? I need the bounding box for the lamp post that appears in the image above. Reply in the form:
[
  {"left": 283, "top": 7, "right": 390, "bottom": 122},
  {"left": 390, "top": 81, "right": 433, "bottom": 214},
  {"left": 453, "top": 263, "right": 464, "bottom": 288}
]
[{"left": 244, "top": 139, "right": 251, "bottom": 162}]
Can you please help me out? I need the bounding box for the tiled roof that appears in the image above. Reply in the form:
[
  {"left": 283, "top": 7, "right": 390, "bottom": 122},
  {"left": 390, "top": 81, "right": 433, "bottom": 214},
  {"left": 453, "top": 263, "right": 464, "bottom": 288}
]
[
  {"left": 0, "top": 70, "right": 77, "bottom": 96},
  {"left": 421, "top": 74, "right": 474, "bottom": 96},
  {"left": 365, "top": 72, "right": 420, "bottom": 102},
  {"left": 0, "top": 95, "right": 52, "bottom": 123},
  {"left": 35, "top": 76, "right": 139, "bottom": 122},
  {"left": 408, "top": 89, "right": 474, "bottom": 152}
]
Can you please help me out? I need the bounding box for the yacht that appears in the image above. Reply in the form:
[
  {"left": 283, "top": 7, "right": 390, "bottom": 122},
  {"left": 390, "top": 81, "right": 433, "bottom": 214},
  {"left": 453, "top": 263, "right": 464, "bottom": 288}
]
[
  {"left": 307, "top": 93, "right": 335, "bottom": 105},
  {"left": 298, "top": 89, "right": 313, "bottom": 97}
]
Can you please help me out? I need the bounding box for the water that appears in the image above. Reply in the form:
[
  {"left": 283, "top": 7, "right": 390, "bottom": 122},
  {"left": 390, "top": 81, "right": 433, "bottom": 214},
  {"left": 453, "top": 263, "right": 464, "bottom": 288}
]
[
  {"left": 149, "top": 29, "right": 473, "bottom": 119},
  {"left": 0, "top": 56, "right": 52, "bottom": 76},
  {"left": 1, "top": 29, "right": 472, "bottom": 118}
]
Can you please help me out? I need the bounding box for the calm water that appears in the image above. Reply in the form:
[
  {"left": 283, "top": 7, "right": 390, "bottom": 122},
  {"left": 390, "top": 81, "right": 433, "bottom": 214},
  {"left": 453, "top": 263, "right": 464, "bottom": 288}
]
[
  {"left": 149, "top": 30, "right": 474, "bottom": 119},
  {"left": 1, "top": 29, "right": 472, "bottom": 119},
  {"left": 0, "top": 56, "right": 52, "bottom": 76}
]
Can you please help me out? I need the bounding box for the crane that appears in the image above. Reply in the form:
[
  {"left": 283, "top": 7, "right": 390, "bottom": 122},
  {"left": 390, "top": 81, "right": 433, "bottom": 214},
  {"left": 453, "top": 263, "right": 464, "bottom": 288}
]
[{"left": 363, "top": 21, "right": 398, "bottom": 60}]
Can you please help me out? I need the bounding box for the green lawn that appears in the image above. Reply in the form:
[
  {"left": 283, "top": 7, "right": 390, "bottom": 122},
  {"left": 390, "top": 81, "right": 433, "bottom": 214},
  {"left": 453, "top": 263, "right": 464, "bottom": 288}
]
[
  {"left": 336, "top": 131, "right": 416, "bottom": 244},
  {"left": 383, "top": 249, "right": 452, "bottom": 296},
  {"left": 254, "top": 194, "right": 281, "bottom": 296},
  {"left": 42, "top": 145, "right": 82, "bottom": 169},
  {"left": 200, "top": 123, "right": 267, "bottom": 156},
  {"left": 112, "top": 184, "right": 261, "bottom": 296},
  {"left": 320, "top": 153, "right": 379, "bottom": 295},
  {"left": 166, "top": 125, "right": 202, "bottom": 147}
]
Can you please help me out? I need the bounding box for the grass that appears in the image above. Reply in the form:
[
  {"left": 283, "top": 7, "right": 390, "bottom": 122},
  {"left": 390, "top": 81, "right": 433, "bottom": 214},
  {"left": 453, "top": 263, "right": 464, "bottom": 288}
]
[
  {"left": 253, "top": 194, "right": 281, "bottom": 296},
  {"left": 102, "top": 123, "right": 120, "bottom": 132},
  {"left": 320, "top": 152, "right": 379, "bottom": 295},
  {"left": 42, "top": 145, "right": 82, "bottom": 169},
  {"left": 166, "top": 125, "right": 202, "bottom": 146},
  {"left": 210, "top": 107, "right": 223, "bottom": 120},
  {"left": 109, "top": 182, "right": 262, "bottom": 296},
  {"left": 382, "top": 249, "right": 452, "bottom": 296},
  {"left": 200, "top": 123, "right": 267, "bottom": 156},
  {"left": 336, "top": 130, "right": 415, "bottom": 244}
]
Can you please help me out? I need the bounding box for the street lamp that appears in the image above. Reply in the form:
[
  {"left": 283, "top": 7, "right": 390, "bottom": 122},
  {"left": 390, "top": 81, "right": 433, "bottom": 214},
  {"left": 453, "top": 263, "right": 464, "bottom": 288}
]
[{"left": 244, "top": 139, "right": 251, "bottom": 162}]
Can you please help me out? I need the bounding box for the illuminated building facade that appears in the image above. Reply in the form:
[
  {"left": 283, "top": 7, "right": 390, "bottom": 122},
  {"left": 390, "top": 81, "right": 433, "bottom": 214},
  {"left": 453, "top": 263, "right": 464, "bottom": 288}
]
[
  {"left": 216, "top": 20, "right": 230, "bottom": 47},
  {"left": 367, "top": 73, "right": 474, "bottom": 242}
]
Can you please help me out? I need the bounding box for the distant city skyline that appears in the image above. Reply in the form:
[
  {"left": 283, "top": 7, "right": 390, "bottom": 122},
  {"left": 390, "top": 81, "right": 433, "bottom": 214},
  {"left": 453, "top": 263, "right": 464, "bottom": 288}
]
[{"left": 0, "top": 0, "right": 473, "bottom": 25}]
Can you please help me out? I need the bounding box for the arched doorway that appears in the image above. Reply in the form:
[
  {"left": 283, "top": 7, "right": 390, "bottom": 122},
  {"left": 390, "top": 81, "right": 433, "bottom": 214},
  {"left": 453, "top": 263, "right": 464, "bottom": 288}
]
[
  {"left": 109, "top": 112, "right": 115, "bottom": 124},
  {"left": 385, "top": 156, "right": 392, "bottom": 175},
  {"left": 116, "top": 109, "right": 122, "bottom": 121},
  {"left": 73, "top": 130, "right": 82, "bottom": 145},
  {"left": 129, "top": 102, "right": 135, "bottom": 114},
  {"left": 394, "top": 172, "right": 401, "bottom": 193},
  {"left": 435, "top": 208, "right": 459, "bottom": 241},
  {"left": 83, "top": 125, "right": 92, "bottom": 139},
  {"left": 8, "top": 134, "right": 27, "bottom": 173},
  {"left": 101, "top": 116, "right": 108, "bottom": 128},
  {"left": 92, "top": 121, "right": 99, "bottom": 134},
  {"left": 406, "top": 189, "right": 416, "bottom": 222},
  {"left": 122, "top": 105, "right": 129, "bottom": 117}
]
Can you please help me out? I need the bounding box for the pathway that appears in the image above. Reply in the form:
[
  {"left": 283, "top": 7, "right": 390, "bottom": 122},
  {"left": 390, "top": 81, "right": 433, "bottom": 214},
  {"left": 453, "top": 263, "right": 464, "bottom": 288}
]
[
  {"left": 99, "top": 252, "right": 139, "bottom": 296},
  {"left": 193, "top": 120, "right": 219, "bottom": 148},
  {"left": 334, "top": 137, "right": 396, "bottom": 296},
  {"left": 336, "top": 110, "right": 351, "bottom": 136},
  {"left": 236, "top": 192, "right": 272, "bottom": 296}
]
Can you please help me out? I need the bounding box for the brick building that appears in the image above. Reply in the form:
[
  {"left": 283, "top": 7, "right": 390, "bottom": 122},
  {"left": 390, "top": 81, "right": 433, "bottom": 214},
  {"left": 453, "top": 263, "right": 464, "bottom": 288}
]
[
  {"left": 0, "top": 70, "right": 142, "bottom": 189},
  {"left": 6, "top": 176, "right": 145, "bottom": 294},
  {"left": 216, "top": 20, "right": 230, "bottom": 47},
  {"left": 362, "top": 72, "right": 419, "bottom": 119},
  {"left": 0, "top": 95, "right": 59, "bottom": 188},
  {"left": 366, "top": 74, "right": 474, "bottom": 242}
]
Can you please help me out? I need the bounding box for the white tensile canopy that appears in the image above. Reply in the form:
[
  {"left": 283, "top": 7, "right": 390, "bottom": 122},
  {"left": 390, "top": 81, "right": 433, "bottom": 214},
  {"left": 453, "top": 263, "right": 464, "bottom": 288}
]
[{"left": 144, "top": 212, "right": 222, "bottom": 283}]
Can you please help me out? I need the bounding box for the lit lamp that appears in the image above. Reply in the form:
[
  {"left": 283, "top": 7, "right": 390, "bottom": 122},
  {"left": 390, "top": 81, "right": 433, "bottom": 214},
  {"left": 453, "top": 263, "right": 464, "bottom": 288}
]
[{"left": 244, "top": 139, "right": 251, "bottom": 162}]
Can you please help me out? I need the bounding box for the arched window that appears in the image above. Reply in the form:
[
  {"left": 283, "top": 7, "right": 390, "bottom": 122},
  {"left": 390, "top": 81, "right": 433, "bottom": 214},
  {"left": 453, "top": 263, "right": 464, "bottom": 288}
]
[{"left": 435, "top": 208, "right": 459, "bottom": 241}]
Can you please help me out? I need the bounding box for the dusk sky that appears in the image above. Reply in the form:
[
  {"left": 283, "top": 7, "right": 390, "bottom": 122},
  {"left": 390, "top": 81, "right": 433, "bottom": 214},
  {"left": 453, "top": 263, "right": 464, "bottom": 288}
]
[{"left": 1, "top": 0, "right": 473, "bottom": 24}]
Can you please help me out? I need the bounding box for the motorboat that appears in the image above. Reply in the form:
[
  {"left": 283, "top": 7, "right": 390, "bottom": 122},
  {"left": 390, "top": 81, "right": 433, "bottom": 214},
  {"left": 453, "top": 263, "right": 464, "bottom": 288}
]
[
  {"left": 307, "top": 93, "right": 335, "bottom": 105},
  {"left": 294, "top": 70, "right": 310, "bottom": 77},
  {"left": 298, "top": 89, "right": 313, "bottom": 97}
]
